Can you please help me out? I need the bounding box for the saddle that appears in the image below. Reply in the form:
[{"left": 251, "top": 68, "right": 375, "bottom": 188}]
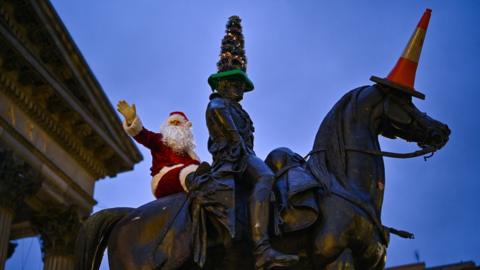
[
  {"left": 188, "top": 149, "right": 322, "bottom": 241},
  {"left": 266, "top": 148, "right": 321, "bottom": 234}
]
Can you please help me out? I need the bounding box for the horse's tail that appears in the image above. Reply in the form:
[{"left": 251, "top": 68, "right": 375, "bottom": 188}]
[{"left": 74, "top": 207, "right": 133, "bottom": 270}]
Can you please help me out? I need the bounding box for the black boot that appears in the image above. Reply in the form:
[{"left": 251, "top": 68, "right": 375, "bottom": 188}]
[{"left": 250, "top": 179, "right": 299, "bottom": 270}]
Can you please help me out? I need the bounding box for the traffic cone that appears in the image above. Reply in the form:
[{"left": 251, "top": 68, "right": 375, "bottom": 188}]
[{"left": 371, "top": 9, "right": 432, "bottom": 99}]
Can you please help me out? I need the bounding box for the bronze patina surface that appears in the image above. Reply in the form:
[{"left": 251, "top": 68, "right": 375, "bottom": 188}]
[{"left": 74, "top": 84, "right": 449, "bottom": 270}]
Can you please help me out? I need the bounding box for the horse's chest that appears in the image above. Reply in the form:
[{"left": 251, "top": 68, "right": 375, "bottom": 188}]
[{"left": 347, "top": 155, "right": 384, "bottom": 183}]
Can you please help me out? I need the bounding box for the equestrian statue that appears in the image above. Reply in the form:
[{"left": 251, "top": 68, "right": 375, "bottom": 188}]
[{"left": 74, "top": 9, "right": 450, "bottom": 270}]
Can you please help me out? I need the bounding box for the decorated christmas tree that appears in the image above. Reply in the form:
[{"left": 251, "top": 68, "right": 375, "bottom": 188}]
[
  {"left": 217, "top": 15, "right": 247, "bottom": 72},
  {"left": 208, "top": 15, "right": 254, "bottom": 92}
]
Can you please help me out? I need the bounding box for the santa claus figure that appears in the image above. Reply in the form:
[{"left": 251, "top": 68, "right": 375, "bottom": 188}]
[{"left": 117, "top": 100, "right": 200, "bottom": 199}]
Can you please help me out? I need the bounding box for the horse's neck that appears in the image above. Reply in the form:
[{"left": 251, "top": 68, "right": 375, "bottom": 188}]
[{"left": 342, "top": 88, "right": 385, "bottom": 215}]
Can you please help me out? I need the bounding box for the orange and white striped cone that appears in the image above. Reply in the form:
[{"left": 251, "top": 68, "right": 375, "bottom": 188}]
[{"left": 371, "top": 8, "right": 432, "bottom": 99}]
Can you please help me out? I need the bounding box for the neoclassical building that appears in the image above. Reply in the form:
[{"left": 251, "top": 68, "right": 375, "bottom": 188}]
[{"left": 0, "top": 0, "right": 142, "bottom": 269}]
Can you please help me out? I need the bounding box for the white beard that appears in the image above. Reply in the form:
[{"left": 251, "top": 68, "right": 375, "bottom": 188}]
[{"left": 160, "top": 122, "right": 196, "bottom": 155}]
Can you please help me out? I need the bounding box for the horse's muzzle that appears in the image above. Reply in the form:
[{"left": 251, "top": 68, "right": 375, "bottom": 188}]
[{"left": 425, "top": 124, "right": 450, "bottom": 149}]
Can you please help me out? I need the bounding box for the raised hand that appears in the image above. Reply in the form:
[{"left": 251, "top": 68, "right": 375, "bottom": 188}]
[{"left": 117, "top": 100, "right": 136, "bottom": 125}]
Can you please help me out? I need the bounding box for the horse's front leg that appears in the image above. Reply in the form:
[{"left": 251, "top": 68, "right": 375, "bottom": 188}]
[
  {"left": 350, "top": 214, "right": 387, "bottom": 270},
  {"left": 312, "top": 196, "right": 355, "bottom": 269},
  {"left": 324, "top": 250, "right": 355, "bottom": 270},
  {"left": 352, "top": 240, "right": 386, "bottom": 270}
]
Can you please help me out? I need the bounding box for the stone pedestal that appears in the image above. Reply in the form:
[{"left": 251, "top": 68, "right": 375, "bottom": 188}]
[{"left": 0, "top": 208, "right": 13, "bottom": 270}]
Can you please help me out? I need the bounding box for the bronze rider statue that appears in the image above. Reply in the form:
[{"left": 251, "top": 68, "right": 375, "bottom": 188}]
[{"left": 205, "top": 16, "right": 299, "bottom": 270}]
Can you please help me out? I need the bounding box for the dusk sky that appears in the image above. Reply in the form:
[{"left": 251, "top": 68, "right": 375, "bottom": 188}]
[{"left": 7, "top": 1, "right": 479, "bottom": 269}]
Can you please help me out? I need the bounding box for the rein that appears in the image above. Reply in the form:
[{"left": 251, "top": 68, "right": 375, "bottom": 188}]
[
  {"left": 304, "top": 145, "right": 430, "bottom": 241},
  {"left": 305, "top": 146, "right": 437, "bottom": 161}
]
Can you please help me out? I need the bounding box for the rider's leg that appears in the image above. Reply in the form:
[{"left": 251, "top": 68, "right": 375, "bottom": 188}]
[{"left": 244, "top": 154, "right": 299, "bottom": 269}]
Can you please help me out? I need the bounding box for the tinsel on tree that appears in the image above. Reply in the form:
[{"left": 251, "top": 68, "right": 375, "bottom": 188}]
[{"left": 216, "top": 15, "right": 247, "bottom": 72}]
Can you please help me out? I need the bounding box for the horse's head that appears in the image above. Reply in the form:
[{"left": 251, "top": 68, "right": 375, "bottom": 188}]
[{"left": 378, "top": 85, "right": 450, "bottom": 150}]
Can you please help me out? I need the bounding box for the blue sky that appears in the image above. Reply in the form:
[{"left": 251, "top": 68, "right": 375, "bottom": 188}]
[{"left": 7, "top": 1, "right": 480, "bottom": 269}]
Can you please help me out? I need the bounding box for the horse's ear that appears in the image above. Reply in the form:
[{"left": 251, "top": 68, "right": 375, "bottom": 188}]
[{"left": 384, "top": 96, "right": 412, "bottom": 125}]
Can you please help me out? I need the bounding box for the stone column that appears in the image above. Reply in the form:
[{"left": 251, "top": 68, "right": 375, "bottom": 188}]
[
  {"left": 0, "top": 207, "right": 13, "bottom": 270},
  {"left": 32, "top": 207, "right": 81, "bottom": 270},
  {"left": 43, "top": 255, "right": 74, "bottom": 270},
  {"left": 0, "top": 149, "right": 42, "bottom": 270}
]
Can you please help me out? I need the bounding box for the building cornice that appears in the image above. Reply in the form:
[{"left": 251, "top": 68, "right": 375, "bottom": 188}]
[
  {"left": 32, "top": 0, "right": 141, "bottom": 160},
  {"left": 0, "top": 0, "right": 143, "bottom": 179},
  {"left": 0, "top": 73, "right": 107, "bottom": 178}
]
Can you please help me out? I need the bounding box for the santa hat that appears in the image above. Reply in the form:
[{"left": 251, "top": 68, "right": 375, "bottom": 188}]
[
  {"left": 168, "top": 111, "right": 190, "bottom": 125},
  {"left": 370, "top": 9, "right": 432, "bottom": 100},
  {"left": 208, "top": 16, "right": 254, "bottom": 92}
]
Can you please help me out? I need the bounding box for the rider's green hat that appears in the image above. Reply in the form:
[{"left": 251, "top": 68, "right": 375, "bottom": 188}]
[
  {"left": 208, "top": 16, "right": 254, "bottom": 92},
  {"left": 208, "top": 69, "right": 254, "bottom": 92}
]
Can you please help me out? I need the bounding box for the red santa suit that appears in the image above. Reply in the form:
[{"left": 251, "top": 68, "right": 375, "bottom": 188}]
[{"left": 123, "top": 113, "right": 200, "bottom": 199}]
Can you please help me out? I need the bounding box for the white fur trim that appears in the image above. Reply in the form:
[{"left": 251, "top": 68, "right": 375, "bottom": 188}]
[
  {"left": 123, "top": 116, "right": 143, "bottom": 137},
  {"left": 179, "top": 164, "right": 198, "bottom": 192},
  {"left": 168, "top": 114, "right": 188, "bottom": 125},
  {"left": 188, "top": 149, "right": 200, "bottom": 161},
  {"left": 150, "top": 163, "right": 183, "bottom": 196}
]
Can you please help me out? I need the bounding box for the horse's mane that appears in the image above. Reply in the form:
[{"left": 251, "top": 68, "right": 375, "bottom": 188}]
[{"left": 307, "top": 86, "right": 367, "bottom": 188}]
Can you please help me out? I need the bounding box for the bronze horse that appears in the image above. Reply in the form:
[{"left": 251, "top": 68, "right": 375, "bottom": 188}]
[{"left": 74, "top": 84, "right": 450, "bottom": 270}]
